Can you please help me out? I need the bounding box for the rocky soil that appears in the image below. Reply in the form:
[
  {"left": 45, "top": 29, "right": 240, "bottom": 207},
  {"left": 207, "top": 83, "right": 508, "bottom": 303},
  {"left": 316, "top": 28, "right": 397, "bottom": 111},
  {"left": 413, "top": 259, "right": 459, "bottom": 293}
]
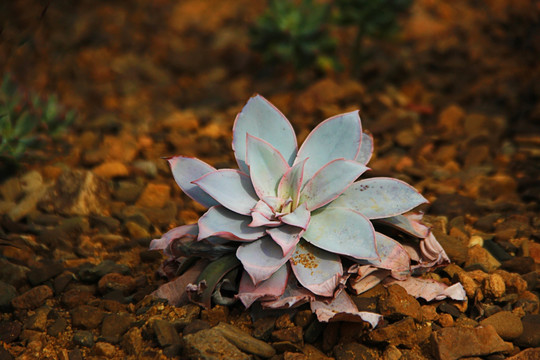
[{"left": 0, "top": 0, "right": 539, "bottom": 359}]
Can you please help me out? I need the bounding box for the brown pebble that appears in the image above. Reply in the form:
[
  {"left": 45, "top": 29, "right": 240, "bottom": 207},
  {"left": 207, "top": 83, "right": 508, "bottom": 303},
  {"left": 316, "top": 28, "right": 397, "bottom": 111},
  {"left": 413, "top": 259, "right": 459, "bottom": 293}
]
[
  {"left": 11, "top": 285, "right": 53, "bottom": 310},
  {"left": 438, "top": 313, "right": 454, "bottom": 328},
  {"left": 480, "top": 311, "right": 523, "bottom": 340}
]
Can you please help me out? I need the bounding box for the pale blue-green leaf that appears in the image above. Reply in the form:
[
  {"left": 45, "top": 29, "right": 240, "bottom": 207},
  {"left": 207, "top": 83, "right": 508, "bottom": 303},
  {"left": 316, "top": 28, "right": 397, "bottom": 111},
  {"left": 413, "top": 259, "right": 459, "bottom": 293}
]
[
  {"left": 233, "top": 95, "right": 297, "bottom": 174},
  {"left": 236, "top": 236, "right": 293, "bottom": 285},
  {"left": 375, "top": 213, "right": 430, "bottom": 239},
  {"left": 290, "top": 240, "right": 342, "bottom": 297},
  {"left": 355, "top": 132, "right": 373, "bottom": 165},
  {"left": 193, "top": 169, "right": 259, "bottom": 215},
  {"left": 328, "top": 177, "right": 428, "bottom": 219},
  {"left": 279, "top": 202, "right": 310, "bottom": 230},
  {"left": 299, "top": 159, "right": 368, "bottom": 210},
  {"left": 237, "top": 265, "right": 289, "bottom": 308},
  {"left": 198, "top": 206, "right": 266, "bottom": 241},
  {"left": 294, "top": 111, "right": 362, "bottom": 187},
  {"left": 168, "top": 156, "right": 219, "bottom": 208},
  {"left": 303, "top": 207, "right": 378, "bottom": 260},
  {"left": 266, "top": 225, "right": 303, "bottom": 256},
  {"left": 277, "top": 158, "right": 307, "bottom": 208},
  {"left": 250, "top": 211, "right": 281, "bottom": 227},
  {"left": 364, "top": 232, "right": 410, "bottom": 277},
  {"left": 149, "top": 224, "right": 198, "bottom": 252},
  {"left": 246, "top": 134, "right": 290, "bottom": 198}
]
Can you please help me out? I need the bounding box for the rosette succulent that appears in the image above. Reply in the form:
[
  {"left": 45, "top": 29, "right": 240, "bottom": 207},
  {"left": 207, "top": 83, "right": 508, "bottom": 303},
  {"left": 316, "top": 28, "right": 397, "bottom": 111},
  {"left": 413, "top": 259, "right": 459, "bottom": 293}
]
[{"left": 150, "top": 95, "right": 465, "bottom": 325}]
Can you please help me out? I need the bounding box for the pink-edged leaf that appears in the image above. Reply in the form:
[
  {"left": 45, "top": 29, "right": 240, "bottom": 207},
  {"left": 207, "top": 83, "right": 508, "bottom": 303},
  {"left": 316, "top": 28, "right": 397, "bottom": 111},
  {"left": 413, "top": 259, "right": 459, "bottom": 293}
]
[
  {"left": 149, "top": 224, "right": 198, "bottom": 253},
  {"left": 294, "top": 111, "right": 362, "bottom": 187},
  {"left": 198, "top": 206, "right": 266, "bottom": 241},
  {"left": 350, "top": 268, "right": 390, "bottom": 295},
  {"left": 279, "top": 202, "right": 310, "bottom": 230},
  {"left": 252, "top": 200, "right": 275, "bottom": 219},
  {"left": 152, "top": 259, "right": 209, "bottom": 306},
  {"left": 236, "top": 236, "right": 293, "bottom": 285},
  {"left": 193, "top": 169, "right": 259, "bottom": 215},
  {"left": 261, "top": 273, "right": 316, "bottom": 309},
  {"left": 278, "top": 158, "right": 307, "bottom": 208},
  {"left": 329, "top": 177, "right": 428, "bottom": 219},
  {"left": 250, "top": 211, "right": 281, "bottom": 227},
  {"left": 237, "top": 265, "right": 289, "bottom": 308},
  {"left": 311, "top": 291, "right": 382, "bottom": 327},
  {"left": 420, "top": 232, "right": 450, "bottom": 264},
  {"left": 383, "top": 277, "right": 466, "bottom": 302},
  {"left": 290, "top": 240, "right": 342, "bottom": 297},
  {"left": 355, "top": 132, "right": 374, "bottom": 165},
  {"left": 365, "top": 232, "right": 410, "bottom": 279},
  {"left": 246, "top": 134, "right": 290, "bottom": 199},
  {"left": 167, "top": 156, "right": 219, "bottom": 208},
  {"left": 303, "top": 207, "right": 378, "bottom": 260},
  {"left": 260, "top": 195, "right": 286, "bottom": 212},
  {"left": 266, "top": 225, "right": 303, "bottom": 256},
  {"left": 233, "top": 95, "right": 298, "bottom": 174},
  {"left": 299, "top": 159, "right": 368, "bottom": 211},
  {"left": 375, "top": 213, "right": 430, "bottom": 238}
]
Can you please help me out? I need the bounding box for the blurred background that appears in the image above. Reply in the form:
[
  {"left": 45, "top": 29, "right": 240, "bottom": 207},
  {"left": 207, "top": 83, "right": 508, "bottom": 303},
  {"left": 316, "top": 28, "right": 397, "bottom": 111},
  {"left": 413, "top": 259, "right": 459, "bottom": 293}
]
[{"left": 1, "top": 0, "right": 539, "bottom": 205}]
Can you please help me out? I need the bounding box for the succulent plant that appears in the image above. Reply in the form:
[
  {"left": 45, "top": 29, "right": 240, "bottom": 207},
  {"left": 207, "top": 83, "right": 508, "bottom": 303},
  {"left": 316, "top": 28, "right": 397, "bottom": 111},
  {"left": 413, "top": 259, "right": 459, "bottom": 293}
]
[{"left": 150, "top": 95, "right": 465, "bottom": 325}]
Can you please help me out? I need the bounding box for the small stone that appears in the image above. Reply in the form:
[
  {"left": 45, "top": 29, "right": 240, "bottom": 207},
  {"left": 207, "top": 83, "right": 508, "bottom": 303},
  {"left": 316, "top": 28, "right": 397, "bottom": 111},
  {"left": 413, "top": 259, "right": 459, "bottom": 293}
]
[
  {"left": 334, "top": 342, "right": 377, "bottom": 360},
  {"left": 182, "top": 319, "right": 211, "bottom": 335},
  {"left": 113, "top": 180, "right": 144, "bottom": 203},
  {"left": 27, "top": 261, "right": 64, "bottom": 286},
  {"left": 98, "top": 273, "right": 136, "bottom": 295},
  {"left": 136, "top": 183, "right": 170, "bottom": 208},
  {"left": 507, "top": 348, "right": 540, "bottom": 360},
  {"left": 272, "top": 326, "right": 304, "bottom": 345},
  {"left": 171, "top": 304, "right": 201, "bottom": 330},
  {"left": 294, "top": 310, "right": 314, "bottom": 329},
  {"left": 514, "top": 314, "right": 540, "bottom": 348},
  {"left": 480, "top": 311, "right": 523, "bottom": 340},
  {"left": 39, "top": 170, "right": 110, "bottom": 216},
  {"left": 438, "top": 314, "right": 454, "bottom": 327},
  {"left": 70, "top": 305, "right": 105, "bottom": 329},
  {"left": 214, "top": 322, "right": 276, "bottom": 358},
  {"left": 283, "top": 351, "right": 307, "bottom": 360},
  {"left": 421, "top": 305, "right": 438, "bottom": 321},
  {"left": 456, "top": 272, "right": 480, "bottom": 299},
  {"left": 0, "top": 321, "right": 22, "bottom": 343},
  {"left": 8, "top": 185, "right": 48, "bottom": 222},
  {"left": 125, "top": 221, "right": 150, "bottom": 239},
  {"left": 466, "top": 245, "right": 501, "bottom": 272},
  {"left": 429, "top": 194, "right": 480, "bottom": 219},
  {"left": 252, "top": 317, "right": 275, "bottom": 340},
  {"left": 379, "top": 284, "right": 422, "bottom": 321},
  {"left": 494, "top": 270, "right": 528, "bottom": 294},
  {"left": 435, "top": 234, "right": 468, "bottom": 265},
  {"left": 382, "top": 345, "right": 402, "bottom": 360},
  {"left": 61, "top": 289, "right": 95, "bottom": 309},
  {"left": 101, "top": 313, "right": 134, "bottom": 344},
  {"left": 201, "top": 304, "right": 228, "bottom": 326},
  {"left": 73, "top": 330, "right": 94, "bottom": 347},
  {"left": 183, "top": 328, "right": 250, "bottom": 360},
  {"left": 24, "top": 307, "right": 50, "bottom": 332},
  {"left": 484, "top": 273, "right": 506, "bottom": 299},
  {"left": 0, "top": 258, "right": 29, "bottom": 287},
  {"left": 11, "top": 285, "right": 53, "bottom": 310},
  {"left": 502, "top": 257, "right": 536, "bottom": 274},
  {"left": 369, "top": 317, "right": 431, "bottom": 348},
  {"left": 93, "top": 161, "right": 130, "bottom": 178},
  {"left": 302, "top": 344, "right": 333, "bottom": 360},
  {"left": 0, "top": 281, "right": 17, "bottom": 310},
  {"left": 153, "top": 319, "right": 181, "bottom": 348},
  {"left": 438, "top": 303, "right": 462, "bottom": 318},
  {"left": 132, "top": 160, "right": 158, "bottom": 178},
  {"left": 94, "top": 342, "right": 116, "bottom": 357},
  {"left": 78, "top": 260, "right": 130, "bottom": 283},
  {"left": 47, "top": 317, "right": 67, "bottom": 337},
  {"left": 276, "top": 314, "right": 295, "bottom": 329},
  {"left": 430, "top": 325, "right": 513, "bottom": 360},
  {"left": 121, "top": 327, "right": 143, "bottom": 355}
]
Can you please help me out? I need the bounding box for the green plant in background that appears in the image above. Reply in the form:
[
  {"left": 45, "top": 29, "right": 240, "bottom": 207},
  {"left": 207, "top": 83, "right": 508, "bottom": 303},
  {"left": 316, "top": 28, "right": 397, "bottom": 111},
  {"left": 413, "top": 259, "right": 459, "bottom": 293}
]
[
  {"left": 250, "top": 0, "right": 339, "bottom": 74},
  {"left": 250, "top": 0, "right": 413, "bottom": 77},
  {"left": 333, "top": 0, "right": 413, "bottom": 69},
  {"left": 0, "top": 74, "right": 76, "bottom": 163}
]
